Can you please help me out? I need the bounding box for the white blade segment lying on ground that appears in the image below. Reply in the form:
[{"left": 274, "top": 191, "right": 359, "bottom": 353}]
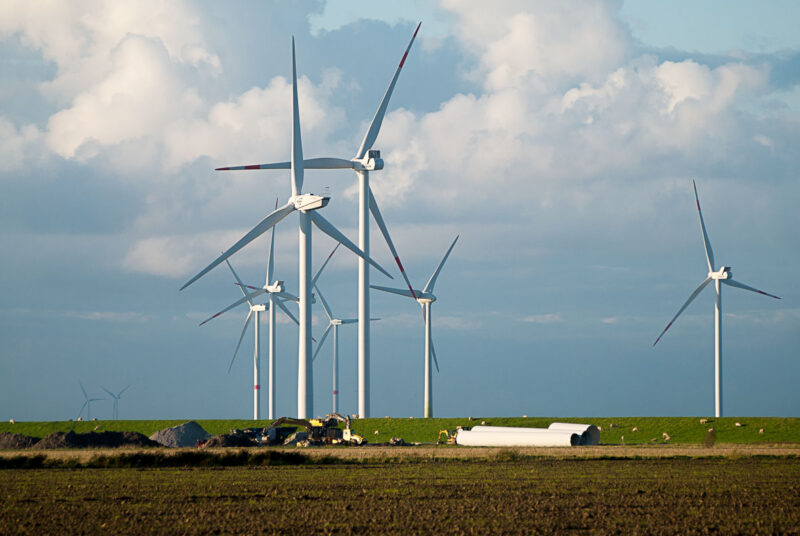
[
  {"left": 308, "top": 211, "right": 393, "bottom": 279},
  {"left": 653, "top": 277, "right": 713, "bottom": 346},
  {"left": 228, "top": 309, "right": 254, "bottom": 373},
  {"left": 693, "top": 180, "right": 716, "bottom": 272},
  {"left": 723, "top": 278, "right": 781, "bottom": 299},
  {"left": 180, "top": 202, "right": 296, "bottom": 291},
  {"left": 424, "top": 235, "right": 459, "bottom": 294},
  {"left": 355, "top": 22, "right": 421, "bottom": 159}
]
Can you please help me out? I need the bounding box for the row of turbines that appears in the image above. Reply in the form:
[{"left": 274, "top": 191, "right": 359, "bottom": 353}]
[
  {"left": 76, "top": 382, "right": 130, "bottom": 420},
  {"left": 181, "top": 24, "right": 452, "bottom": 419},
  {"left": 180, "top": 25, "right": 781, "bottom": 421}
]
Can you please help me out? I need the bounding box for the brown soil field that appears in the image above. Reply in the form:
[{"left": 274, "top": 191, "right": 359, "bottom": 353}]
[{"left": 2, "top": 453, "right": 799, "bottom": 534}]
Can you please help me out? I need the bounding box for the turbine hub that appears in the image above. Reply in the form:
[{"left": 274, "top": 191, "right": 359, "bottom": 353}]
[
  {"left": 418, "top": 295, "right": 436, "bottom": 304},
  {"left": 292, "top": 193, "right": 330, "bottom": 212},
  {"left": 710, "top": 266, "right": 731, "bottom": 280},
  {"left": 351, "top": 150, "right": 384, "bottom": 171},
  {"left": 266, "top": 280, "right": 285, "bottom": 293}
]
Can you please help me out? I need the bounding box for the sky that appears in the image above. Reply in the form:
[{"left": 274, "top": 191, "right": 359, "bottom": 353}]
[{"left": 1, "top": 0, "right": 798, "bottom": 421}]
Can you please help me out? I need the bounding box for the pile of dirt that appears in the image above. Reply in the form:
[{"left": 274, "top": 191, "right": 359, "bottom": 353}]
[
  {"left": 31, "top": 430, "right": 160, "bottom": 449},
  {"left": 149, "top": 421, "right": 211, "bottom": 448},
  {"left": 0, "top": 432, "right": 39, "bottom": 449},
  {"left": 203, "top": 433, "right": 258, "bottom": 448}
]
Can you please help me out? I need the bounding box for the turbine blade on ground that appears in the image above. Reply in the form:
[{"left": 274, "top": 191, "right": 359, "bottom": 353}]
[
  {"left": 369, "top": 187, "right": 416, "bottom": 298},
  {"left": 312, "top": 243, "right": 340, "bottom": 287},
  {"left": 309, "top": 211, "right": 393, "bottom": 278},
  {"left": 693, "top": 180, "right": 715, "bottom": 272},
  {"left": 653, "top": 277, "right": 712, "bottom": 346},
  {"left": 723, "top": 278, "right": 781, "bottom": 299},
  {"left": 226, "top": 259, "right": 253, "bottom": 305},
  {"left": 291, "top": 37, "right": 304, "bottom": 195},
  {"left": 180, "top": 202, "right": 295, "bottom": 291},
  {"left": 370, "top": 284, "right": 418, "bottom": 299},
  {"left": 424, "top": 235, "right": 459, "bottom": 294},
  {"left": 312, "top": 324, "right": 332, "bottom": 362},
  {"left": 228, "top": 309, "right": 253, "bottom": 373},
  {"left": 355, "top": 22, "right": 421, "bottom": 159},
  {"left": 199, "top": 289, "right": 266, "bottom": 326}
]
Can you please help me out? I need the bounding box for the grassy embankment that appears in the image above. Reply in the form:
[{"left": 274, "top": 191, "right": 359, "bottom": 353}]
[{"left": 1, "top": 416, "right": 798, "bottom": 445}]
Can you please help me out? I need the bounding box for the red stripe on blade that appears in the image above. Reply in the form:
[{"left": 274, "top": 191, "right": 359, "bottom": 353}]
[
  {"left": 254, "top": 385, "right": 260, "bottom": 390},
  {"left": 399, "top": 51, "right": 409, "bottom": 69},
  {"left": 245, "top": 165, "right": 260, "bottom": 170}
]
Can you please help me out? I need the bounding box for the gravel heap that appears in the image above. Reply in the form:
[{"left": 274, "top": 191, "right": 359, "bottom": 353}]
[
  {"left": 31, "top": 430, "right": 160, "bottom": 449},
  {"left": 0, "top": 432, "right": 39, "bottom": 449},
  {"left": 149, "top": 421, "right": 211, "bottom": 448}
]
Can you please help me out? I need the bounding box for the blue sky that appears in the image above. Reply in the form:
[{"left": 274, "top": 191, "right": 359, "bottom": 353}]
[{"left": 1, "top": 1, "right": 798, "bottom": 421}]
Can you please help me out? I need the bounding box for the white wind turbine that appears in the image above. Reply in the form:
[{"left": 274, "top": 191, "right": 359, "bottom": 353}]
[
  {"left": 311, "top": 244, "right": 380, "bottom": 414},
  {"left": 216, "top": 23, "right": 421, "bottom": 418},
  {"left": 653, "top": 180, "right": 781, "bottom": 417},
  {"left": 77, "top": 381, "right": 103, "bottom": 421},
  {"left": 101, "top": 384, "right": 130, "bottom": 420},
  {"left": 372, "top": 235, "right": 459, "bottom": 418},
  {"left": 199, "top": 206, "right": 300, "bottom": 419},
  {"left": 181, "top": 38, "right": 391, "bottom": 419}
]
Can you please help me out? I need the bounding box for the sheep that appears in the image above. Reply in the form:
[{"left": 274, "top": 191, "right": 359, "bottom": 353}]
[
  {"left": 632, "top": 427, "right": 639, "bottom": 432},
  {"left": 609, "top": 423, "right": 618, "bottom": 428},
  {"left": 620, "top": 435, "right": 625, "bottom": 445},
  {"left": 699, "top": 418, "right": 708, "bottom": 424},
  {"left": 759, "top": 428, "right": 765, "bottom": 435},
  {"left": 468, "top": 416, "right": 473, "bottom": 421},
  {"left": 735, "top": 422, "right": 742, "bottom": 427},
  {"left": 481, "top": 420, "right": 486, "bottom": 425},
  {"left": 662, "top": 433, "right": 671, "bottom": 442},
  {"left": 8, "top": 418, "right": 14, "bottom": 424},
  {"left": 597, "top": 426, "right": 603, "bottom": 432},
  {"left": 522, "top": 414, "right": 528, "bottom": 418},
  {"left": 374, "top": 430, "right": 380, "bottom": 435},
  {"left": 77, "top": 417, "right": 83, "bottom": 422},
  {"left": 708, "top": 428, "right": 715, "bottom": 433}
]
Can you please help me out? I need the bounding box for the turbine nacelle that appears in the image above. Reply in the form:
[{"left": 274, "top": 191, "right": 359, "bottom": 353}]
[
  {"left": 351, "top": 149, "right": 384, "bottom": 171},
  {"left": 265, "top": 280, "right": 285, "bottom": 294},
  {"left": 292, "top": 193, "right": 330, "bottom": 212},
  {"left": 251, "top": 304, "right": 267, "bottom": 313},
  {"left": 710, "top": 266, "right": 731, "bottom": 280},
  {"left": 417, "top": 294, "right": 436, "bottom": 305}
]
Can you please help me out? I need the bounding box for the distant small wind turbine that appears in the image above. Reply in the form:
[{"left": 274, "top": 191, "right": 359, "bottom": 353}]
[
  {"left": 372, "top": 236, "right": 459, "bottom": 418},
  {"left": 653, "top": 180, "right": 780, "bottom": 417},
  {"left": 77, "top": 381, "right": 103, "bottom": 421},
  {"left": 101, "top": 384, "right": 130, "bottom": 420},
  {"left": 311, "top": 245, "right": 379, "bottom": 414}
]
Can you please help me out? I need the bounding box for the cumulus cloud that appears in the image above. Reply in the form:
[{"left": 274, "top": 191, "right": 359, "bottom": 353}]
[{"left": 0, "top": 117, "right": 42, "bottom": 172}]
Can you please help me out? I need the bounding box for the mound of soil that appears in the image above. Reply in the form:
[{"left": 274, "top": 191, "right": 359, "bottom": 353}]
[
  {"left": 32, "top": 431, "right": 160, "bottom": 449},
  {"left": 203, "top": 433, "right": 258, "bottom": 448},
  {"left": 0, "top": 432, "right": 39, "bottom": 449},
  {"left": 150, "top": 421, "right": 211, "bottom": 448}
]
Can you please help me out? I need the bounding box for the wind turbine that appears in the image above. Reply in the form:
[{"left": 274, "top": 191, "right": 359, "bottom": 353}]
[
  {"left": 200, "top": 204, "right": 300, "bottom": 419},
  {"left": 101, "top": 384, "right": 130, "bottom": 420},
  {"left": 216, "top": 23, "right": 421, "bottom": 418},
  {"left": 77, "top": 381, "right": 103, "bottom": 421},
  {"left": 311, "top": 244, "right": 380, "bottom": 414},
  {"left": 372, "top": 235, "right": 459, "bottom": 418},
  {"left": 653, "top": 180, "right": 780, "bottom": 417},
  {"left": 181, "top": 38, "right": 392, "bottom": 419}
]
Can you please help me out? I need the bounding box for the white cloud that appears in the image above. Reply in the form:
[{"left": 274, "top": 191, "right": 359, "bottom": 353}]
[
  {"left": 0, "top": 117, "right": 42, "bottom": 172},
  {"left": 521, "top": 313, "right": 563, "bottom": 324}
]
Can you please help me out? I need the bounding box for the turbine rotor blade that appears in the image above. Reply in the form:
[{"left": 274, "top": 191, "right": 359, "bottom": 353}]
[
  {"left": 228, "top": 309, "right": 253, "bottom": 373},
  {"left": 312, "top": 324, "right": 333, "bottom": 363},
  {"left": 267, "top": 197, "right": 278, "bottom": 284},
  {"left": 693, "top": 180, "right": 715, "bottom": 272},
  {"left": 308, "top": 211, "right": 393, "bottom": 279},
  {"left": 226, "top": 259, "right": 253, "bottom": 305},
  {"left": 291, "top": 37, "right": 304, "bottom": 195},
  {"left": 355, "top": 22, "right": 421, "bottom": 159},
  {"left": 370, "top": 284, "right": 418, "bottom": 299},
  {"left": 79, "top": 381, "right": 88, "bottom": 400},
  {"left": 180, "top": 203, "right": 296, "bottom": 291},
  {"left": 369, "top": 187, "right": 417, "bottom": 298},
  {"left": 216, "top": 162, "right": 290, "bottom": 171},
  {"left": 312, "top": 243, "right": 340, "bottom": 287},
  {"left": 313, "top": 284, "right": 334, "bottom": 321},
  {"left": 216, "top": 158, "right": 354, "bottom": 172},
  {"left": 723, "top": 278, "right": 781, "bottom": 299},
  {"left": 430, "top": 338, "right": 440, "bottom": 373},
  {"left": 424, "top": 235, "right": 459, "bottom": 294},
  {"left": 118, "top": 384, "right": 131, "bottom": 397},
  {"left": 653, "top": 277, "right": 712, "bottom": 346},
  {"left": 274, "top": 291, "right": 299, "bottom": 302},
  {"left": 199, "top": 289, "right": 266, "bottom": 326},
  {"left": 275, "top": 298, "right": 300, "bottom": 325},
  {"left": 78, "top": 401, "right": 88, "bottom": 419},
  {"left": 101, "top": 386, "right": 115, "bottom": 398}
]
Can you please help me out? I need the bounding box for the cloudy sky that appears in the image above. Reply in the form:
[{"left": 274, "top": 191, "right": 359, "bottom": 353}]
[{"left": 1, "top": 0, "right": 798, "bottom": 421}]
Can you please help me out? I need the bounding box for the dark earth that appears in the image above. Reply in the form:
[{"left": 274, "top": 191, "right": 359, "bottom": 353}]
[{"left": 2, "top": 457, "right": 798, "bottom": 534}]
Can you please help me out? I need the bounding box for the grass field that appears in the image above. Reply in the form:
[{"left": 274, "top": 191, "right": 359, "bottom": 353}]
[
  {"left": 2, "top": 456, "right": 799, "bottom": 534},
  {"left": 1, "top": 416, "right": 798, "bottom": 445}
]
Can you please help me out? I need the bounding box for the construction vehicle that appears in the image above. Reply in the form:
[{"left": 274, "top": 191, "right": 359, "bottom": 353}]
[
  {"left": 265, "top": 413, "right": 366, "bottom": 446},
  {"left": 437, "top": 428, "right": 459, "bottom": 445}
]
